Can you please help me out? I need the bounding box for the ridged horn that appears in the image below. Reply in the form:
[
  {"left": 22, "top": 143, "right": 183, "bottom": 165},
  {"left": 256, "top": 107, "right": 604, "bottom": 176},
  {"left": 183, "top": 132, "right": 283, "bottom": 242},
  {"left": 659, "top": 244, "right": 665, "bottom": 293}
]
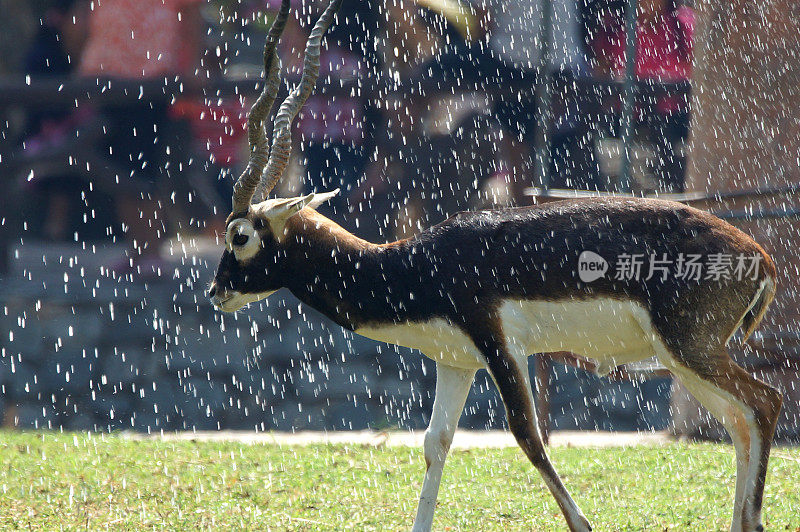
[
  {"left": 230, "top": 0, "right": 291, "bottom": 215},
  {"left": 257, "top": 0, "right": 343, "bottom": 199}
]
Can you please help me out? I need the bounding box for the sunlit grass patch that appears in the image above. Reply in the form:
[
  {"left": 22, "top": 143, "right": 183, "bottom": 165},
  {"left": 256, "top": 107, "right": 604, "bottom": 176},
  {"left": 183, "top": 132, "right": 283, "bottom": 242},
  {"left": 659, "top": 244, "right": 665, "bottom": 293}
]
[{"left": 0, "top": 432, "right": 797, "bottom": 530}]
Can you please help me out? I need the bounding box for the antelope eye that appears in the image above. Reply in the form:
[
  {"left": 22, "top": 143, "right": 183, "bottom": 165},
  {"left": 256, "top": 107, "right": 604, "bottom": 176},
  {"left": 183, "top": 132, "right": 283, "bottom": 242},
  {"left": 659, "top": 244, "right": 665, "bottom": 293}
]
[{"left": 232, "top": 233, "right": 249, "bottom": 246}]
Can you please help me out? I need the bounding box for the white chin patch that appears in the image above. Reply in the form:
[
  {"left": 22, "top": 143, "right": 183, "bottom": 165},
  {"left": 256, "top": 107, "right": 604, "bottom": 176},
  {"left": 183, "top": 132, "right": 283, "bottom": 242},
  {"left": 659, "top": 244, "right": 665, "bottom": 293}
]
[{"left": 215, "top": 290, "right": 276, "bottom": 312}]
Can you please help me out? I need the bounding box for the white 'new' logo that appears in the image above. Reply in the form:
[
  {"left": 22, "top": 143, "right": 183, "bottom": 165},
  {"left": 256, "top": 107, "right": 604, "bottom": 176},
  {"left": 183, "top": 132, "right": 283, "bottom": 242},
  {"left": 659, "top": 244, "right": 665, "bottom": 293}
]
[{"left": 578, "top": 251, "right": 608, "bottom": 283}]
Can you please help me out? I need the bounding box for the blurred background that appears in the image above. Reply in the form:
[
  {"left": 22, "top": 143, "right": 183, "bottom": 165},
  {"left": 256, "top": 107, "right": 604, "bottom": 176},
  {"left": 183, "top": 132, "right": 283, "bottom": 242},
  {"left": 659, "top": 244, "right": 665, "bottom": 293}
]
[{"left": 0, "top": 0, "right": 797, "bottom": 441}]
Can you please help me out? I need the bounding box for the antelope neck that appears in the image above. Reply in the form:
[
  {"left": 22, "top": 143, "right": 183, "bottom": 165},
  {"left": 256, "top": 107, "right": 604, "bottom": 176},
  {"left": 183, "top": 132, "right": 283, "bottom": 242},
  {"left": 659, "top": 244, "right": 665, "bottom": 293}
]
[{"left": 282, "top": 211, "right": 424, "bottom": 331}]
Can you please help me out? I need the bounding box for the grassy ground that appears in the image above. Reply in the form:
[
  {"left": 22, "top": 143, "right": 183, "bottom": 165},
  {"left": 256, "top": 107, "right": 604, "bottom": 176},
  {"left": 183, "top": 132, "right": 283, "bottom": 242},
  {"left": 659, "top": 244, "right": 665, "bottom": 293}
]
[{"left": 0, "top": 432, "right": 798, "bottom": 530}]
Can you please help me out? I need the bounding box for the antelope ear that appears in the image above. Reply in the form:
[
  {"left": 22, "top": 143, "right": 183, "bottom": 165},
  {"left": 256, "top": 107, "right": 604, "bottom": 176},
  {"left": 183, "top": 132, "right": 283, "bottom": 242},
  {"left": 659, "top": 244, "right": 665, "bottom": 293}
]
[
  {"left": 267, "top": 188, "right": 339, "bottom": 218},
  {"left": 306, "top": 188, "right": 340, "bottom": 210},
  {"left": 257, "top": 189, "right": 340, "bottom": 237}
]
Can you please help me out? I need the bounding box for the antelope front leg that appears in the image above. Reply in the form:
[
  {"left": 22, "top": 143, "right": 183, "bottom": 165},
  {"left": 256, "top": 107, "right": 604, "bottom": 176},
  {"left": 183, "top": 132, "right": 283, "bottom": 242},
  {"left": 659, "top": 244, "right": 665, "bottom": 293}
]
[
  {"left": 412, "top": 363, "right": 476, "bottom": 532},
  {"left": 475, "top": 334, "right": 592, "bottom": 531}
]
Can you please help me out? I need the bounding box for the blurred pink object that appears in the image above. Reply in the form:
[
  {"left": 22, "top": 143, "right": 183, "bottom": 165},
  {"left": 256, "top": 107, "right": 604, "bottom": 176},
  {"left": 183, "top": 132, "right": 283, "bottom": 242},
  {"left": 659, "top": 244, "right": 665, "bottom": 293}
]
[
  {"left": 170, "top": 98, "right": 249, "bottom": 167},
  {"left": 592, "top": 6, "right": 695, "bottom": 115},
  {"left": 593, "top": 6, "right": 695, "bottom": 82},
  {"left": 80, "top": 0, "right": 202, "bottom": 79}
]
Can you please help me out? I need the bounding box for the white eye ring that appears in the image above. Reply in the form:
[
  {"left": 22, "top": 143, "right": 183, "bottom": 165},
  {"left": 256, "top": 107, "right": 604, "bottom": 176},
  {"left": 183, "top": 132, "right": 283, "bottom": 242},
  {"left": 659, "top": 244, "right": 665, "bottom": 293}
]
[{"left": 226, "top": 219, "right": 260, "bottom": 261}]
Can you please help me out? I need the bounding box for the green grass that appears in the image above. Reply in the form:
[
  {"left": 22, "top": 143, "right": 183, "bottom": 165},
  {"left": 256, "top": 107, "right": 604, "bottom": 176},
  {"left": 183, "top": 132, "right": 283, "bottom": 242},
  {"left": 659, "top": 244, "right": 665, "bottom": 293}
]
[{"left": 0, "top": 432, "right": 798, "bottom": 530}]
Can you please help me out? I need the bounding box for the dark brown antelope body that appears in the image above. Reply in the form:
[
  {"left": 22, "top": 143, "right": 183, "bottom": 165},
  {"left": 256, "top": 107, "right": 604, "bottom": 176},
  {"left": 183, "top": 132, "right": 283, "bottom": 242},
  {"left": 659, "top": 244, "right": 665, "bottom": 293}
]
[{"left": 213, "top": 197, "right": 774, "bottom": 358}]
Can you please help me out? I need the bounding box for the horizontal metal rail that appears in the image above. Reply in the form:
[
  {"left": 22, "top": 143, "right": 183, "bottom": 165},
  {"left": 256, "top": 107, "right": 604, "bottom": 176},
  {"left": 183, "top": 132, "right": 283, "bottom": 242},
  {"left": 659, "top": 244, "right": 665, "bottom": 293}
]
[{"left": 524, "top": 184, "right": 800, "bottom": 222}]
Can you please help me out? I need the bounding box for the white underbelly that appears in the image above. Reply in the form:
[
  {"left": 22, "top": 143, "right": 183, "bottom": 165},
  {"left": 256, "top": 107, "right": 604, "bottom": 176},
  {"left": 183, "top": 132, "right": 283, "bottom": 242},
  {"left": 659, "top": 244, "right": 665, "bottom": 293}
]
[
  {"left": 499, "top": 298, "right": 658, "bottom": 371},
  {"left": 355, "top": 297, "right": 660, "bottom": 372},
  {"left": 356, "top": 318, "right": 486, "bottom": 369}
]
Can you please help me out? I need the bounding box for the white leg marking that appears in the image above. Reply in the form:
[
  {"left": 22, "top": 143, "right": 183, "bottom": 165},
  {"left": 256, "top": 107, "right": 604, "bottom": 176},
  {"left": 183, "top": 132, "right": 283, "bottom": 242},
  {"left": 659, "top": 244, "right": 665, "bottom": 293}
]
[
  {"left": 744, "top": 412, "right": 765, "bottom": 528},
  {"left": 411, "top": 363, "right": 475, "bottom": 532},
  {"left": 672, "top": 368, "right": 750, "bottom": 532}
]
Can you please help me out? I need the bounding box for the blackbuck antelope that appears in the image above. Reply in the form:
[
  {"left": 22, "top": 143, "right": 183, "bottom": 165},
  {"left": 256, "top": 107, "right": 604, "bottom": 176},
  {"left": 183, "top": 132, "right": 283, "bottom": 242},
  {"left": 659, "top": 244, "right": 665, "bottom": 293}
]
[{"left": 208, "top": 1, "right": 782, "bottom": 530}]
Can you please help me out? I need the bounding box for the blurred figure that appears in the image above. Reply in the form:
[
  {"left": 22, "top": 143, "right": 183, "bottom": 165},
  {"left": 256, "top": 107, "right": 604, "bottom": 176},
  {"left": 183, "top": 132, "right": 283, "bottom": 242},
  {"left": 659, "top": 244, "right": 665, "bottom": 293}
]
[
  {"left": 21, "top": 0, "right": 92, "bottom": 241},
  {"left": 290, "top": 0, "right": 383, "bottom": 223},
  {"left": 487, "top": 0, "right": 597, "bottom": 193},
  {"left": 350, "top": 0, "right": 446, "bottom": 239},
  {"left": 404, "top": 0, "right": 597, "bottom": 201},
  {"left": 0, "top": 0, "right": 36, "bottom": 75},
  {"left": 25, "top": 0, "right": 89, "bottom": 78},
  {"left": 355, "top": 0, "right": 478, "bottom": 238},
  {"left": 170, "top": 32, "right": 250, "bottom": 234},
  {"left": 591, "top": 0, "right": 694, "bottom": 192},
  {"left": 79, "top": 0, "right": 204, "bottom": 275},
  {"left": 382, "top": 0, "right": 443, "bottom": 80}
]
